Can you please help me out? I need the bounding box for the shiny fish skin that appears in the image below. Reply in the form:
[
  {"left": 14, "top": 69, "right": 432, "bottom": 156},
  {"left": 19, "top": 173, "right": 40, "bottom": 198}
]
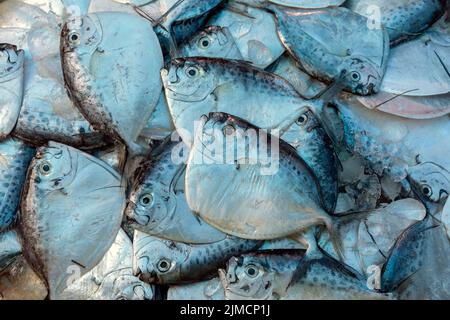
[
  {"left": 270, "top": 5, "right": 389, "bottom": 95},
  {"left": 133, "top": 230, "right": 262, "bottom": 285},
  {"left": 163, "top": 58, "right": 339, "bottom": 211},
  {"left": 19, "top": 141, "right": 126, "bottom": 298},
  {"left": 346, "top": 0, "right": 446, "bottom": 44},
  {"left": 0, "top": 230, "right": 21, "bottom": 272},
  {"left": 185, "top": 112, "right": 336, "bottom": 240},
  {"left": 126, "top": 138, "right": 227, "bottom": 244},
  {"left": 61, "top": 12, "right": 163, "bottom": 155},
  {"left": 0, "top": 138, "right": 35, "bottom": 231},
  {"left": 0, "top": 44, "right": 24, "bottom": 139}
]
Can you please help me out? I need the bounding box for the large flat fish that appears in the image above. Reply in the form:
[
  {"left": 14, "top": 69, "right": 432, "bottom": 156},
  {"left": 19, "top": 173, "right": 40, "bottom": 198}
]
[
  {"left": 133, "top": 230, "right": 262, "bottom": 285},
  {"left": 0, "top": 44, "right": 24, "bottom": 139},
  {"left": 19, "top": 141, "right": 126, "bottom": 298},
  {"left": 126, "top": 138, "right": 227, "bottom": 244},
  {"left": 270, "top": 5, "right": 389, "bottom": 95},
  {"left": 61, "top": 12, "right": 163, "bottom": 154},
  {"left": 0, "top": 138, "right": 35, "bottom": 231}
]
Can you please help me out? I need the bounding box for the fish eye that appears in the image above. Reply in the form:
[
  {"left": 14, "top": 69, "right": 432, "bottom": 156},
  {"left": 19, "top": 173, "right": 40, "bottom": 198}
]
[
  {"left": 139, "top": 193, "right": 154, "bottom": 206},
  {"left": 186, "top": 66, "right": 199, "bottom": 78},
  {"left": 222, "top": 124, "right": 236, "bottom": 136},
  {"left": 421, "top": 184, "right": 433, "bottom": 197},
  {"left": 296, "top": 113, "right": 308, "bottom": 126},
  {"left": 198, "top": 37, "right": 211, "bottom": 48},
  {"left": 156, "top": 259, "right": 171, "bottom": 273},
  {"left": 245, "top": 264, "right": 259, "bottom": 278},
  {"left": 38, "top": 161, "right": 52, "bottom": 176},
  {"left": 350, "top": 71, "right": 361, "bottom": 82},
  {"left": 68, "top": 31, "right": 80, "bottom": 45}
]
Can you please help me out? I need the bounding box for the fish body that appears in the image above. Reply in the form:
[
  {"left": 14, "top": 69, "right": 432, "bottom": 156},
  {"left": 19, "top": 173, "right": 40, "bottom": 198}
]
[
  {"left": 19, "top": 141, "right": 126, "bottom": 298},
  {"left": 61, "top": 12, "right": 163, "bottom": 154},
  {"left": 133, "top": 230, "right": 262, "bottom": 284},
  {"left": 0, "top": 138, "right": 35, "bottom": 231},
  {"left": 0, "top": 44, "right": 24, "bottom": 139},
  {"left": 168, "top": 277, "right": 225, "bottom": 300},
  {"left": 126, "top": 138, "right": 227, "bottom": 244},
  {"left": 271, "top": 5, "right": 389, "bottom": 95},
  {"left": 0, "top": 230, "right": 22, "bottom": 272}
]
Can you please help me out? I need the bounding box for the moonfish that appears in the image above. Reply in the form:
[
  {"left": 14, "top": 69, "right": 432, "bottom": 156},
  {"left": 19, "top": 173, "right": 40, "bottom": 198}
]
[
  {"left": 0, "top": 138, "right": 35, "bottom": 231},
  {"left": 57, "top": 229, "right": 153, "bottom": 300},
  {"left": 61, "top": 12, "right": 163, "bottom": 154},
  {"left": 19, "top": 141, "right": 126, "bottom": 298},
  {"left": 126, "top": 138, "right": 226, "bottom": 244},
  {"left": 133, "top": 230, "right": 262, "bottom": 284},
  {"left": 0, "top": 44, "right": 24, "bottom": 139},
  {"left": 269, "top": 5, "right": 389, "bottom": 95}
]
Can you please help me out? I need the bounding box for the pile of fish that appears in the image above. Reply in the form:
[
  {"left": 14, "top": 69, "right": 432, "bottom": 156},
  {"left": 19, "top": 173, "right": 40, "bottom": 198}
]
[{"left": 0, "top": 0, "right": 449, "bottom": 300}]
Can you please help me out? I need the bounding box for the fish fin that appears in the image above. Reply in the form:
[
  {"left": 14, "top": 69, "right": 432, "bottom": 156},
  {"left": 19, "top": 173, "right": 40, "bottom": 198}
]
[
  {"left": 225, "top": 2, "right": 257, "bottom": 19},
  {"left": 325, "top": 216, "right": 344, "bottom": 263},
  {"left": 132, "top": 5, "right": 158, "bottom": 25}
]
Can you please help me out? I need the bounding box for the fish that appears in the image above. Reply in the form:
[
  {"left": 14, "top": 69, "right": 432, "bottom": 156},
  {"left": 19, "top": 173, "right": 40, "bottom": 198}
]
[
  {"left": 132, "top": 230, "right": 262, "bottom": 284},
  {"left": 345, "top": 0, "right": 446, "bottom": 44},
  {"left": 0, "top": 138, "right": 35, "bottom": 232},
  {"left": 443, "top": 199, "right": 450, "bottom": 240},
  {"left": 407, "top": 162, "right": 450, "bottom": 204},
  {"left": 126, "top": 137, "right": 227, "bottom": 244},
  {"left": 139, "top": 91, "right": 176, "bottom": 141},
  {"left": 184, "top": 112, "right": 341, "bottom": 248},
  {"left": 239, "top": 0, "right": 345, "bottom": 9},
  {"left": 0, "top": 44, "right": 24, "bottom": 139},
  {"left": 267, "top": 5, "right": 389, "bottom": 95},
  {"left": 168, "top": 277, "right": 225, "bottom": 300},
  {"left": 61, "top": 12, "right": 163, "bottom": 155},
  {"left": 207, "top": 1, "right": 285, "bottom": 68},
  {"left": 57, "top": 229, "right": 154, "bottom": 300},
  {"left": 91, "top": 143, "right": 128, "bottom": 174},
  {"left": 378, "top": 18, "right": 450, "bottom": 96},
  {"left": 162, "top": 58, "right": 340, "bottom": 212},
  {"left": 0, "top": 230, "right": 22, "bottom": 272},
  {"left": 219, "top": 250, "right": 392, "bottom": 300},
  {"left": 179, "top": 26, "right": 244, "bottom": 61},
  {"left": 0, "top": 255, "right": 48, "bottom": 300},
  {"left": 19, "top": 141, "right": 126, "bottom": 298}
]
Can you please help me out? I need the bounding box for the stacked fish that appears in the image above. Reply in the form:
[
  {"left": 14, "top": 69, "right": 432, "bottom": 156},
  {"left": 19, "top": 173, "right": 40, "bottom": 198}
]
[{"left": 0, "top": 0, "right": 449, "bottom": 300}]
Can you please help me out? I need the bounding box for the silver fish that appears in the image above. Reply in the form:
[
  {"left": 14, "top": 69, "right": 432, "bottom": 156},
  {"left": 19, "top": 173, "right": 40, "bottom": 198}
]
[
  {"left": 0, "top": 44, "right": 24, "bottom": 139},
  {"left": 133, "top": 230, "right": 262, "bottom": 284},
  {"left": 407, "top": 162, "right": 450, "bottom": 204},
  {"left": 0, "top": 138, "right": 35, "bottom": 232},
  {"left": 126, "top": 138, "right": 227, "bottom": 244},
  {"left": 58, "top": 229, "right": 153, "bottom": 300},
  {"left": 179, "top": 26, "right": 244, "bottom": 61},
  {"left": 346, "top": 0, "right": 446, "bottom": 43},
  {"left": 168, "top": 277, "right": 225, "bottom": 300},
  {"left": 185, "top": 113, "right": 340, "bottom": 245},
  {"left": 19, "top": 141, "right": 126, "bottom": 298},
  {"left": 269, "top": 5, "right": 389, "bottom": 95},
  {"left": 162, "top": 58, "right": 340, "bottom": 212},
  {"left": 0, "top": 230, "right": 22, "bottom": 272},
  {"left": 61, "top": 12, "right": 163, "bottom": 154}
]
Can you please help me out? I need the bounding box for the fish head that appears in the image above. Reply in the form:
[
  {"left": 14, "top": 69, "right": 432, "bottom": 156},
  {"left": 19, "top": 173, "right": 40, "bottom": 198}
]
[
  {"left": 179, "top": 26, "right": 242, "bottom": 60},
  {"left": 111, "top": 275, "right": 154, "bottom": 300},
  {"left": 407, "top": 162, "right": 450, "bottom": 204},
  {"left": 134, "top": 237, "right": 187, "bottom": 284},
  {"left": 219, "top": 255, "right": 274, "bottom": 300},
  {"left": 60, "top": 14, "right": 102, "bottom": 61},
  {"left": 161, "top": 58, "right": 217, "bottom": 103},
  {"left": 0, "top": 44, "right": 24, "bottom": 79},
  {"left": 341, "top": 57, "right": 381, "bottom": 96},
  {"left": 30, "top": 142, "right": 77, "bottom": 192}
]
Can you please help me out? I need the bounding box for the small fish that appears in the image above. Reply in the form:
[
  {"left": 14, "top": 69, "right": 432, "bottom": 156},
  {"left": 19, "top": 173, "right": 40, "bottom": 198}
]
[
  {"left": 168, "top": 277, "right": 225, "bottom": 300},
  {"left": 346, "top": 0, "right": 446, "bottom": 44},
  {"left": 126, "top": 138, "right": 227, "bottom": 244},
  {"left": 58, "top": 229, "right": 153, "bottom": 300},
  {"left": 0, "top": 230, "right": 22, "bottom": 272},
  {"left": 163, "top": 58, "right": 340, "bottom": 212},
  {"left": 185, "top": 112, "right": 341, "bottom": 251},
  {"left": 407, "top": 162, "right": 450, "bottom": 204},
  {"left": 0, "top": 138, "right": 35, "bottom": 231},
  {"left": 19, "top": 141, "right": 126, "bottom": 298},
  {"left": 61, "top": 12, "right": 163, "bottom": 154},
  {"left": 179, "top": 26, "right": 244, "bottom": 61},
  {"left": 268, "top": 5, "right": 389, "bottom": 95},
  {"left": 133, "top": 230, "right": 262, "bottom": 284},
  {"left": 0, "top": 44, "right": 24, "bottom": 139}
]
